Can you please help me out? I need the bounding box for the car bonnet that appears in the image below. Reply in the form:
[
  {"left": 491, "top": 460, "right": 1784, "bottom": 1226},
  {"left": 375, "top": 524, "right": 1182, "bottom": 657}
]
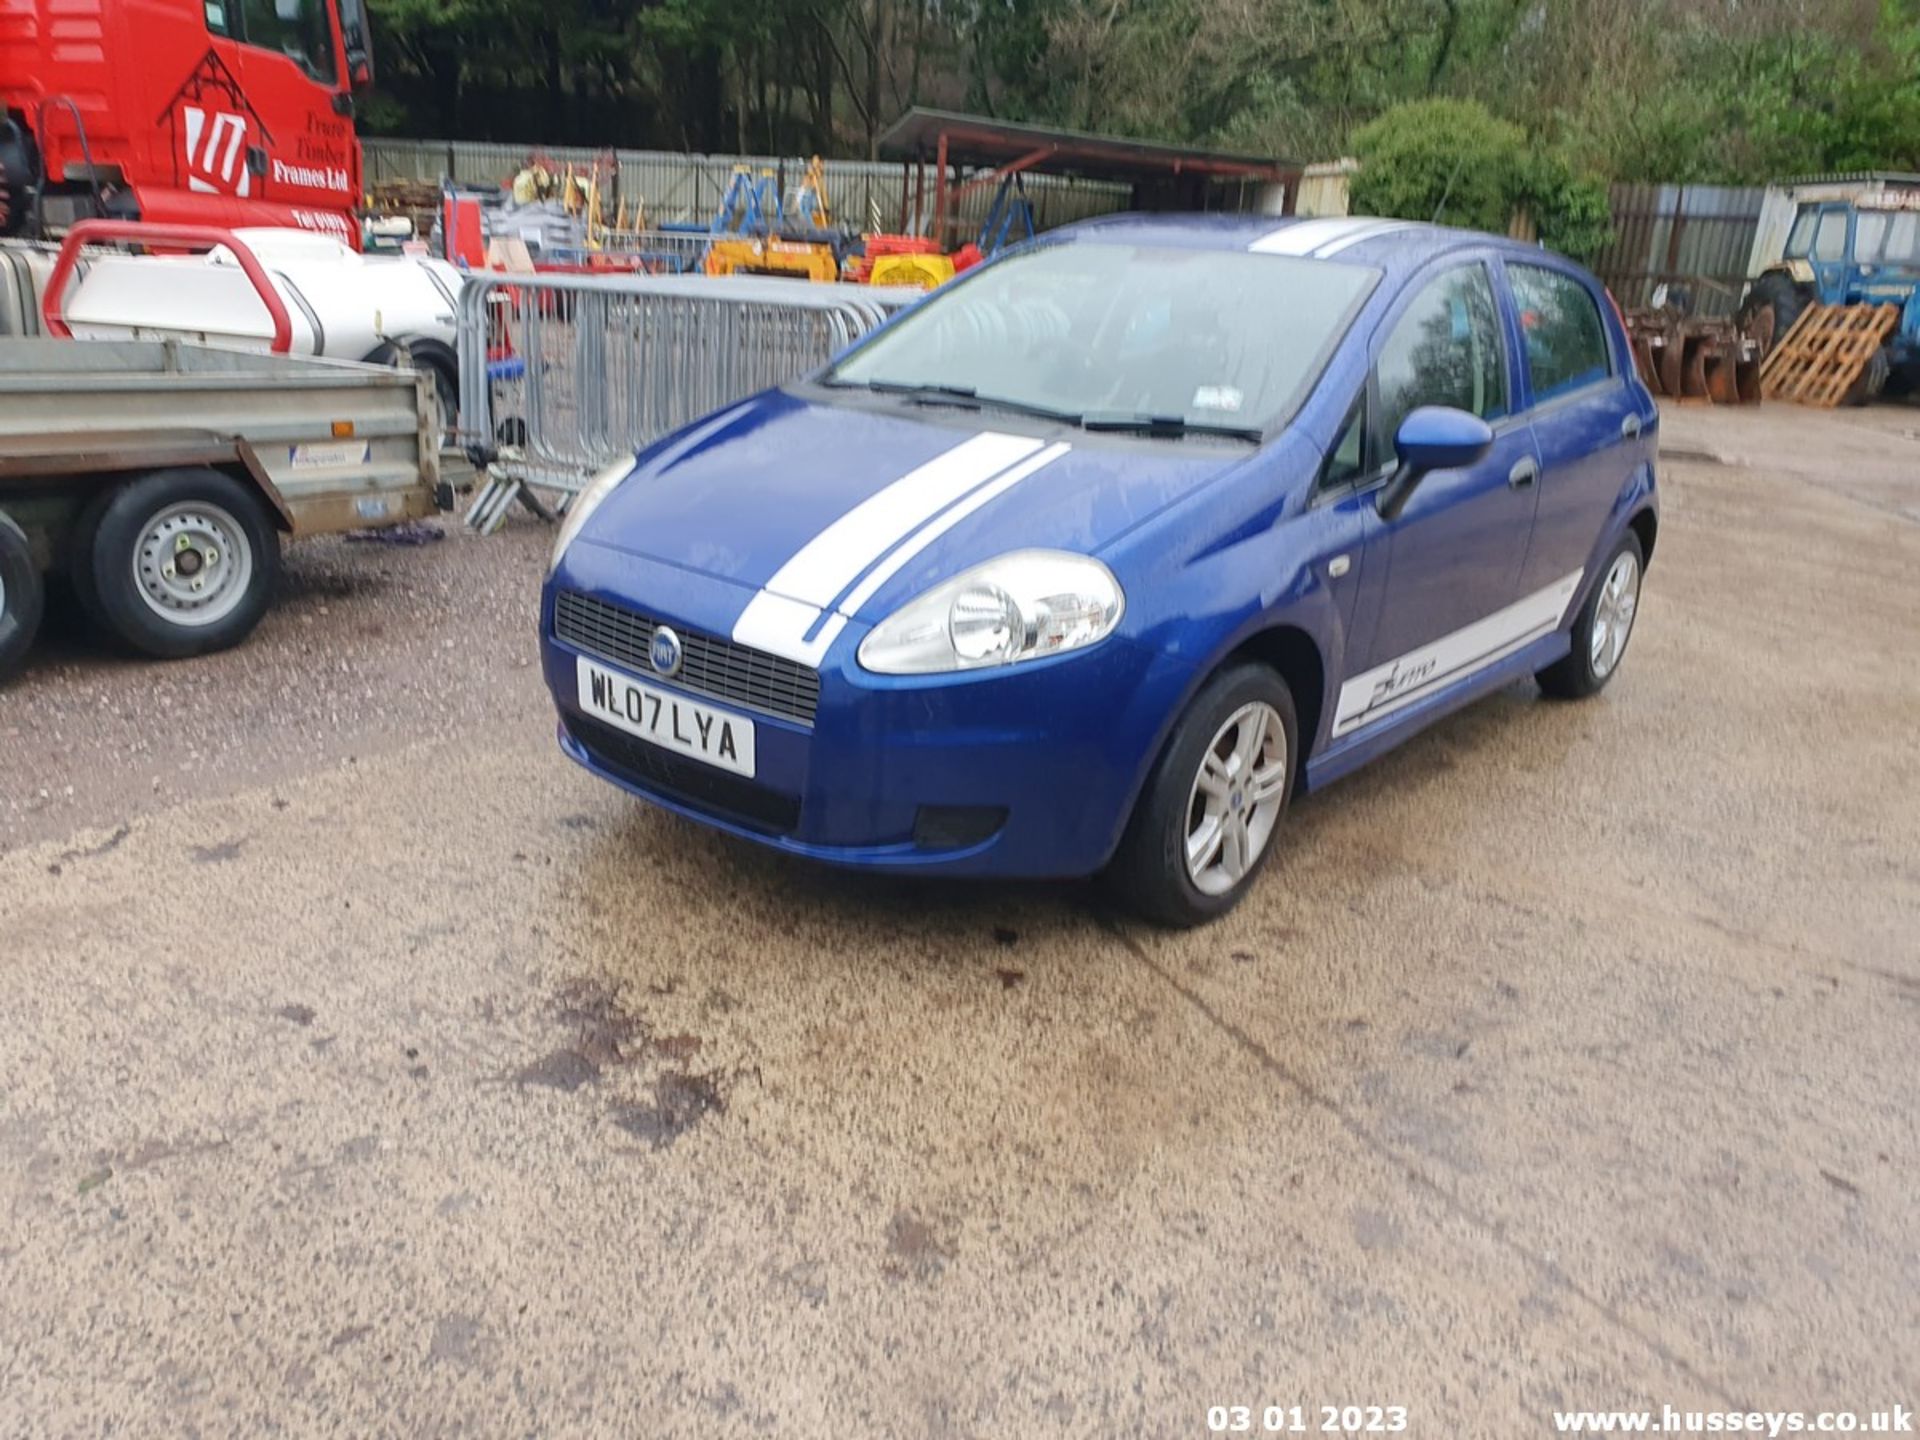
[{"left": 573, "top": 388, "right": 1248, "bottom": 664}]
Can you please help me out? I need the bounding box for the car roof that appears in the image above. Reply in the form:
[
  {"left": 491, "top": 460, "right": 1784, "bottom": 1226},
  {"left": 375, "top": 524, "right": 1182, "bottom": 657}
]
[{"left": 1054, "top": 213, "right": 1571, "bottom": 284}]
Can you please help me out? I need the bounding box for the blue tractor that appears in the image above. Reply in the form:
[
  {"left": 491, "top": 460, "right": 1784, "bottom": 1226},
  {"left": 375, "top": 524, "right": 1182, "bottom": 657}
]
[{"left": 1739, "top": 190, "right": 1920, "bottom": 402}]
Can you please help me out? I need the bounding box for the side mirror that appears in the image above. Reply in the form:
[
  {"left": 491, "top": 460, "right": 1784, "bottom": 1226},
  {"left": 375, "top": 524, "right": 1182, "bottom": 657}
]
[{"left": 1378, "top": 406, "right": 1494, "bottom": 521}]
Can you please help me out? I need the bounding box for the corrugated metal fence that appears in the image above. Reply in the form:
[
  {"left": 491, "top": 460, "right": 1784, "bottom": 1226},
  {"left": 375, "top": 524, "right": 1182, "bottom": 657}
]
[
  {"left": 363, "top": 137, "right": 1133, "bottom": 237},
  {"left": 1591, "top": 183, "right": 1766, "bottom": 317}
]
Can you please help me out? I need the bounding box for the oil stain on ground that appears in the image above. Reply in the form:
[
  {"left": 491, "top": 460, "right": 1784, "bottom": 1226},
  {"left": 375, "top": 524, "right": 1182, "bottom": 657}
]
[
  {"left": 883, "top": 1209, "right": 955, "bottom": 1283},
  {"left": 611, "top": 1070, "right": 725, "bottom": 1150},
  {"left": 511, "top": 978, "right": 650, "bottom": 1091}
]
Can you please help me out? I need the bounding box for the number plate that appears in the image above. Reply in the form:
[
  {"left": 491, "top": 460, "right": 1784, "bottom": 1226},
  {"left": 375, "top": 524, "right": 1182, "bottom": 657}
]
[{"left": 576, "top": 656, "right": 756, "bottom": 778}]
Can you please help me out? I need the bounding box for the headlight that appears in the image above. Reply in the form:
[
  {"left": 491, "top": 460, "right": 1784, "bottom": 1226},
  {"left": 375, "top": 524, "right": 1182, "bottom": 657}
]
[
  {"left": 548, "top": 455, "right": 637, "bottom": 573},
  {"left": 858, "top": 550, "right": 1124, "bottom": 674}
]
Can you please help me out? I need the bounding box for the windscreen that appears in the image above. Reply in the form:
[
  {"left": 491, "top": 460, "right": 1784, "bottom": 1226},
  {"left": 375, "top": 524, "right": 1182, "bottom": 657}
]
[{"left": 829, "top": 243, "right": 1377, "bottom": 433}]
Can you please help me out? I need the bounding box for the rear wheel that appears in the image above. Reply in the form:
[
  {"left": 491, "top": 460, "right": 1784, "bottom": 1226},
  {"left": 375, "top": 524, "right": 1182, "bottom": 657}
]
[
  {"left": 0, "top": 511, "right": 44, "bottom": 680},
  {"left": 1107, "top": 662, "right": 1298, "bottom": 927},
  {"left": 1537, "top": 533, "right": 1644, "bottom": 700},
  {"left": 85, "top": 468, "right": 279, "bottom": 659},
  {"left": 1843, "top": 347, "right": 1890, "bottom": 407},
  {"left": 1739, "top": 271, "right": 1813, "bottom": 355}
]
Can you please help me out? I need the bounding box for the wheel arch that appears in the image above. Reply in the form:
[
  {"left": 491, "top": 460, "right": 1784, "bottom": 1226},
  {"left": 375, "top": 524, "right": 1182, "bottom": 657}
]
[
  {"left": 1628, "top": 505, "right": 1657, "bottom": 568},
  {"left": 1222, "top": 623, "right": 1326, "bottom": 788}
]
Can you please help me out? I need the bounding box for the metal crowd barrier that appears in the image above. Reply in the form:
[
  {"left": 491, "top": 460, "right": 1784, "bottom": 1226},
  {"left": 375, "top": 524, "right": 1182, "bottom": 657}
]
[{"left": 456, "top": 270, "right": 922, "bottom": 532}]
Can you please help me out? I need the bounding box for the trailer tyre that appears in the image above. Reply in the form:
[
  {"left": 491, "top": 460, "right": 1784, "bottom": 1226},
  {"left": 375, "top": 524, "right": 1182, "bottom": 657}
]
[
  {"left": 86, "top": 468, "right": 279, "bottom": 659},
  {"left": 0, "top": 511, "right": 44, "bottom": 679},
  {"left": 66, "top": 483, "right": 118, "bottom": 631}
]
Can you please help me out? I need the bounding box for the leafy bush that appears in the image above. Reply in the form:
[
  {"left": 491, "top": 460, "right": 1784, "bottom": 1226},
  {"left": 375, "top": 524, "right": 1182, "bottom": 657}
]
[
  {"left": 1350, "top": 99, "right": 1526, "bottom": 236},
  {"left": 1350, "top": 99, "right": 1613, "bottom": 262},
  {"left": 1516, "top": 152, "right": 1614, "bottom": 263}
]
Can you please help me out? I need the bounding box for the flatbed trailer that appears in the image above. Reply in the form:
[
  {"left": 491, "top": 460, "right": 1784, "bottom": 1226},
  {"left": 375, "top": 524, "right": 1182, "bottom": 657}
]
[{"left": 0, "top": 335, "right": 441, "bottom": 679}]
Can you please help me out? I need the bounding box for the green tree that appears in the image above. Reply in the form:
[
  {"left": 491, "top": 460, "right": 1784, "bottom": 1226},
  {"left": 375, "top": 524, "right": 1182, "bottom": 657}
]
[{"left": 1350, "top": 98, "right": 1523, "bottom": 233}]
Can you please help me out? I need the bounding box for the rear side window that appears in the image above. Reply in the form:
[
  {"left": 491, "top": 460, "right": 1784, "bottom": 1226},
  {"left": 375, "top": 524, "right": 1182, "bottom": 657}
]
[
  {"left": 1813, "top": 210, "right": 1848, "bottom": 262},
  {"left": 1509, "top": 264, "right": 1612, "bottom": 402},
  {"left": 1857, "top": 211, "right": 1919, "bottom": 265},
  {"left": 1373, "top": 263, "right": 1507, "bottom": 451}
]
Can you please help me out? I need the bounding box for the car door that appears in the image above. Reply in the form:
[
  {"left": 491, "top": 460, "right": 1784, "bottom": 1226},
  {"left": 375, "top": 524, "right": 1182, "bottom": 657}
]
[
  {"left": 1331, "top": 258, "right": 1542, "bottom": 739},
  {"left": 1505, "top": 260, "right": 1651, "bottom": 600}
]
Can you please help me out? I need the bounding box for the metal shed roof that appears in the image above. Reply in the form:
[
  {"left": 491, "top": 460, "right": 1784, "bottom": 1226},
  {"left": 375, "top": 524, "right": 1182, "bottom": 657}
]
[{"left": 875, "top": 108, "right": 1293, "bottom": 183}]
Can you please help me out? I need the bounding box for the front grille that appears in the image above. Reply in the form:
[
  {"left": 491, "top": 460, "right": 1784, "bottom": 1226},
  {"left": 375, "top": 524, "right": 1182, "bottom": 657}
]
[
  {"left": 564, "top": 712, "right": 802, "bottom": 834},
  {"left": 554, "top": 590, "right": 820, "bottom": 727}
]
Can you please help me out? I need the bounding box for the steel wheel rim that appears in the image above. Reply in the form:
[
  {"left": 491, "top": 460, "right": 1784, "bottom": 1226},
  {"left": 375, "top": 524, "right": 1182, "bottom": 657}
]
[
  {"left": 1589, "top": 550, "right": 1641, "bottom": 679},
  {"left": 1184, "top": 701, "right": 1287, "bottom": 897},
  {"left": 132, "top": 501, "right": 253, "bottom": 628}
]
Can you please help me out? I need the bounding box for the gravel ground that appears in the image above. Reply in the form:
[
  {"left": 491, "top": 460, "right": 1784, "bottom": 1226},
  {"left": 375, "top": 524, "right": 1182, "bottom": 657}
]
[
  {"left": 1, "top": 511, "right": 554, "bottom": 850},
  {"left": 1, "top": 403, "right": 1916, "bottom": 1437}
]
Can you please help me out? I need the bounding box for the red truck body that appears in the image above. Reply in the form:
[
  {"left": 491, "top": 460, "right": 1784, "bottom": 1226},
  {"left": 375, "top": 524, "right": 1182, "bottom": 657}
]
[{"left": 0, "top": 0, "right": 371, "bottom": 245}]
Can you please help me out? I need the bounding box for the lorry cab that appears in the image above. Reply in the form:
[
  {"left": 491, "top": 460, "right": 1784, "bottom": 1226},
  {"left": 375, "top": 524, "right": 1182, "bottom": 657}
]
[{"left": 0, "top": 0, "right": 373, "bottom": 245}]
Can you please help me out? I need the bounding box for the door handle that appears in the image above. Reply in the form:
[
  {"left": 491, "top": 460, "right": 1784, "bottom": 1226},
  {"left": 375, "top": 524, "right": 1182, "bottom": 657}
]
[
  {"left": 1621, "top": 414, "right": 1642, "bottom": 439},
  {"left": 1508, "top": 458, "right": 1539, "bottom": 489}
]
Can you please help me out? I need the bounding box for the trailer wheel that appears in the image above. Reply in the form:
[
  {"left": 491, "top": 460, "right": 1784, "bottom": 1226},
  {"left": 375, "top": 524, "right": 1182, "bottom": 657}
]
[
  {"left": 84, "top": 468, "right": 279, "bottom": 659},
  {"left": 66, "top": 483, "right": 118, "bottom": 631},
  {"left": 0, "top": 511, "right": 44, "bottom": 680}
]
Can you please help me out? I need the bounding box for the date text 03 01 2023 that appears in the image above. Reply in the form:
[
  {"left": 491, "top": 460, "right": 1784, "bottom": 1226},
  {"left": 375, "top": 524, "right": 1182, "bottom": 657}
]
[{"left": 1208, "top": 1404, "right": 1410, "bottom": 1435}]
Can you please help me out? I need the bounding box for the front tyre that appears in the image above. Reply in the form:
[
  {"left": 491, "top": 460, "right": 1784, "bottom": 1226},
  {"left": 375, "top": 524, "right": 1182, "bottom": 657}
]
[
  {"left": 1108, "top": 662, "right": 1298, "bottom": 928},
  {"left": 1537, "top": 533, "right": 1644, "bottom": 700},
  {"left": 86, "top": 468, "right": 279, "bottom": 659}
]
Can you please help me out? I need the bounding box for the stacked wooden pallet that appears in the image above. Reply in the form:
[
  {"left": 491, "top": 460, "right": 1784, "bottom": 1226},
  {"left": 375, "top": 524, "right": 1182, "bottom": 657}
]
[{"left": 1759, "top": 302, "right": 1899, "bottom": 407}]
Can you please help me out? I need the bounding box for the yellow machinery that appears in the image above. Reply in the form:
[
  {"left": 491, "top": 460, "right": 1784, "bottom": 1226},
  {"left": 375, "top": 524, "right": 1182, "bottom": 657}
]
[
  {"left": 867, "top": 251, "right": 956, "bottom": 289},
  {"left": 701, "top": 160, "right": 844, "bottom": 283},
  {"left": 704, "top": 236, "right": 841, "bottom": 282}
]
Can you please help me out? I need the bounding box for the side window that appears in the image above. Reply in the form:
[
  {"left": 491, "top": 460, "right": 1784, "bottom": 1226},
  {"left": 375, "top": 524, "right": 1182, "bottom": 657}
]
[
  {"left": 1320, "top": 395, "right": 1370, "bottom": 490},
  {"left": 1509, "top": 264, "right": 1612, "bottom": 403},
  {"left": 1855, "top": 212, "right": 1889, "bottom": 263},
  {"left": 1784, "top": 206, "right": 1818, "bottom": 258},
  {"left": 1813, "top": 210, "right": 1848, "bottom": 263},
  {"left": 1888, "top": 213, "right": 1920, "bottom": 265},
  {"left": 238, "top": 0, "right": 338, "bottom": 84},
  {"left": 205, "top": 0, "right": 236, "bottom": 36},
  {"left": 1374, "top": 264, "right": 1507, "bottom": 453}
]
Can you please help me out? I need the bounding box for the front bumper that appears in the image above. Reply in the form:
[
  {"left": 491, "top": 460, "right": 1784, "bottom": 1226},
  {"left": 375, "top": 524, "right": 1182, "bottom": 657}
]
[{"left": 540, "top": 549, "right": 1188, "bottom": 878}]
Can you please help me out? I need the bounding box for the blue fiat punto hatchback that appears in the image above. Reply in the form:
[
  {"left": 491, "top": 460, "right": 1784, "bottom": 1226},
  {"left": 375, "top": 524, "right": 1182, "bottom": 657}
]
[{"left": 541, "top": 215, "right": 1658, "bottom": 925}]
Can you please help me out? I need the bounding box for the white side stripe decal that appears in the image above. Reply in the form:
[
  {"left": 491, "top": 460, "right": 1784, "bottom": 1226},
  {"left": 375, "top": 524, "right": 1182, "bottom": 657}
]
[
  {"left": 1331, "top": 570, "right": 1585, "bottom": 739},
  {"left": 732, "top": 431, "right": 1065, "bottom": 667}
]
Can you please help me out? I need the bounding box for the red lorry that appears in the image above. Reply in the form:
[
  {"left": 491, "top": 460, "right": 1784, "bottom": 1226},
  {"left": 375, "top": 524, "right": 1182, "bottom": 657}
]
[{"left": 1, "top": 0, "right": 372, "bottom": 245}]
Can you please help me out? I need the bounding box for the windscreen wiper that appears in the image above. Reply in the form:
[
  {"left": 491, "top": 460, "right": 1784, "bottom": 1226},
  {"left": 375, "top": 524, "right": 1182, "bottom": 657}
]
[
  {"left": 1080, "top": 413, "right": 1264, "bottom": 443},
  {"left": 825, "top": 379, "right": 1083, "bottom": 426}
]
